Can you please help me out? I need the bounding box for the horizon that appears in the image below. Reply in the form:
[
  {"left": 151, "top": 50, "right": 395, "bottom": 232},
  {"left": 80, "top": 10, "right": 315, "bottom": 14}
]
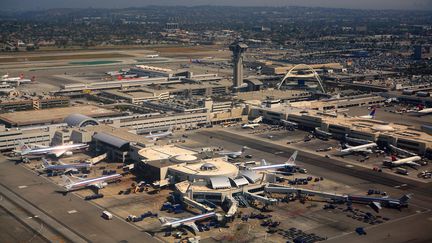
[{"left": 1, "top": 0, "right": 431, "bottom": 11}]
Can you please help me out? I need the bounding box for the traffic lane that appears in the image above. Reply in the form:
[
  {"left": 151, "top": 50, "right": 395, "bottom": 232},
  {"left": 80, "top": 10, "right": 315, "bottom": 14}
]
[{"left": 0, "top": 159, "right": 157, "bottom": 243}]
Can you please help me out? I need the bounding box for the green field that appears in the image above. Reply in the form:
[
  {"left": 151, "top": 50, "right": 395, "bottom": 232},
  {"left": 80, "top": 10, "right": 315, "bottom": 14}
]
[{"left": 69, "top": 60, "right": 122, "bottom": 65}]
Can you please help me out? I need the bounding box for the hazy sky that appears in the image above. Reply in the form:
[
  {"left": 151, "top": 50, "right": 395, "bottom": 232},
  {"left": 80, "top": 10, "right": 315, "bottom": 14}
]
[{"left": 1, "top": 0, "right": 431, "bottom": 11}]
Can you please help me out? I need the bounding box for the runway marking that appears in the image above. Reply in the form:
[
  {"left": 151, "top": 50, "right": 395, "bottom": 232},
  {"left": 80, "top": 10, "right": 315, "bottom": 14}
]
[
  {"left": 18, "top": 185, "right": 27, "bottom": 189},
  {"left": 68, "top": 210, "right": 78, "bottom": 214}
]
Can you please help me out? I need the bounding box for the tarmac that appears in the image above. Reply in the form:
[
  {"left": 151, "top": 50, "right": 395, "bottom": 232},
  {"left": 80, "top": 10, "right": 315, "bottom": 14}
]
[{"left": 0, "top": 156, "right": 157, "bottom": 243}]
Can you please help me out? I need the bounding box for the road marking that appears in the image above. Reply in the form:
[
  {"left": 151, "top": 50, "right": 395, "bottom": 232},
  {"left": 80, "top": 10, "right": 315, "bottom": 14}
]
[
  {"left": 275, "top": 151, "right": 284, "bottom": 155},
  {"left": 345, "top": 164, "right": 354, "bottom": 168},
  {"left": 18, "top": 185, "right": 27, "bottom": 189},
  {"left": 68, "top": 210, "right": 78, "bottom": 214}
]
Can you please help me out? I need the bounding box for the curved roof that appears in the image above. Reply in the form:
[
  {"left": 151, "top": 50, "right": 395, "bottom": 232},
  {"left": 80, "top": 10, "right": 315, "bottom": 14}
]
[
  {"left": 239, "top": 170, "right": 261, "bottom": 183},
  {"left": 230, "top": 176, "right": 249, "bottom": 187},
  {"left": 93, "top": 132, "right": 129, "bottom": 150},
  {"left": 372, "top": 124, "right": 396, "bottom": 132},
  {"left": 209, "top": 176, "right": 231, "bottom": 189},
  {"left": 200, "top": 163, "right": 217, "bottom": 171},
  {"left": 65, "top": 113, "right": 99, "bottom": 127}
]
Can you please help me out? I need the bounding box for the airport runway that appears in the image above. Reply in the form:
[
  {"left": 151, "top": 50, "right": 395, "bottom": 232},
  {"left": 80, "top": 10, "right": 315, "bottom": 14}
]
[{"left": 0, "top": 157, "right": 157, "bottom": 243}]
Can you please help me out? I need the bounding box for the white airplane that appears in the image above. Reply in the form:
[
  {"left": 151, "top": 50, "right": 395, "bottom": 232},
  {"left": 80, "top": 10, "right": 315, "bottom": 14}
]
[
  {"left": 338, "top": 142, "right": 377, "bottom": 156},
  {"left": 61, "top": 173, "right": 122, "bottom": 192},
  {"left": 383, "top": 155, "right": 422, "bottom": 168},
  {"left": 39, "top": 158, "right": 93, "bottom": 174},
  {"left": 217, "top": 146, "right": 248, "bottom": 159},
  {"left": 145, "top": 130, "right": 173, "bottom": 141},
  {"left": 159, "top": 212, "right": 216, "bottom": 233},
  {"left": 358, "top": 108, "right": 376, "bottom": 119},
  {"left": 385, "top": 97, "right": 399, "bottom": 104},
  {"left": 408, "top": 107, "right": 432, "bottom": 116},
  {"left": 242, "top": 116, "right": 262, "bottom": 129},
  {"left": 280, "top": 119, "right": 298, "bottom": 129},
  {"left": 249, "top": 151, "right": 297, "bottom": 171},
  {"left": 1, "top": 73, "right": 34, "bottom": 85},
  {"left": 16, "top": 141, "right": 89, "bottom": 158},
  {"left": 146, "top": 54, "right": 159, "bottom": 58}
]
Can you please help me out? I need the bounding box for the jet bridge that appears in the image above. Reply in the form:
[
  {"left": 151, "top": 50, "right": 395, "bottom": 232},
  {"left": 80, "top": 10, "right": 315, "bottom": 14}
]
[
  {"left": 264, "top": 184, "right": 347, "bottom": 202},
  {"left": 243, "top": 191, "right": 278, "bottom": 205}
]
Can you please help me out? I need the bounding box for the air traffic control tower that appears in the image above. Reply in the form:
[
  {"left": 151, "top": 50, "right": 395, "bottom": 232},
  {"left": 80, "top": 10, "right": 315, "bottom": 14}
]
[{"left": 229, "top": 40, "right": 248, "bottom": 89}]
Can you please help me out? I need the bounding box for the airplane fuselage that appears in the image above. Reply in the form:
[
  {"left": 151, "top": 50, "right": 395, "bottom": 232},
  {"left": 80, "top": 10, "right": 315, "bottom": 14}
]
[
  {"left": 22, "top": 144, "right": 88, "bottom": 156},
  {"left": 65, "top": 174, "right": 121, "bottom": 191}
]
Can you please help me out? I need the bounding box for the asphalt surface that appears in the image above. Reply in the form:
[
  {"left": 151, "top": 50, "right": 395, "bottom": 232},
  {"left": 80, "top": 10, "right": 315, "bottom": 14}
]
[
  {"left": 198, "top": 129, "right": 432, "bottom": 242},
  {"left": 199, "top": 130, "right": 432, "bottom": 198},
  {"left": 0, "top": 157, "right": 157, "bottom": 243}
]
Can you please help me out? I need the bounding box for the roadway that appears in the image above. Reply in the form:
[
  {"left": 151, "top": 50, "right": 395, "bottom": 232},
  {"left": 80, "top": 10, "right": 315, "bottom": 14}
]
[{"left": 0, "top": 156, "right": 157, "bottom": 243}]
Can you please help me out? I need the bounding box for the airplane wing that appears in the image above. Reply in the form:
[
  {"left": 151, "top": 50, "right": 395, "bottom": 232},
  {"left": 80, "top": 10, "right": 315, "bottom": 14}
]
[
  {"left": 183, "top": 222, "right": 199, "bottom": 234},
  {"left": 369, "top": 201, "right": 382, "bottom": 213},
  {"left": 406, "top": 161, "right": 421, "bottom": 167},
  {"left": 64, "top": 168, "right": 78, "bottom": 174},
  {"left": 89, "top": 182, "right": 106, "bottom": 189},
  {"left": 51, "top": 150, "right": 66, "bottom": 158}
]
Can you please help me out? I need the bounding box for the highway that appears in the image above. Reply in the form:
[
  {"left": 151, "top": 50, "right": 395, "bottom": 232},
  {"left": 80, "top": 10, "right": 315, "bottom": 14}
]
[{"left": 0, "top": 156, "right": 157, "bottom": 243}]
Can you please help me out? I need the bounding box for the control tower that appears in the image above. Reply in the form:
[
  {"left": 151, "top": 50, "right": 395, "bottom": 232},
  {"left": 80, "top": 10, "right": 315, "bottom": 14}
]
[{"left": 229, "top": 40, "right": 248, "bottom": 88}]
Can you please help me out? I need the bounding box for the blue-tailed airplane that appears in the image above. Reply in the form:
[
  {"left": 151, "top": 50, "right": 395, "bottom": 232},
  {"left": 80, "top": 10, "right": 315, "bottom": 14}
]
[
  {"left": 249, "top": 151, "right": 298, "bottom": 171},
  {"left": 159, "top": 212, "right": 216, "bottom": 233},
  {"left": 39, "top": 158, "right": 93, "bottom": 174}
]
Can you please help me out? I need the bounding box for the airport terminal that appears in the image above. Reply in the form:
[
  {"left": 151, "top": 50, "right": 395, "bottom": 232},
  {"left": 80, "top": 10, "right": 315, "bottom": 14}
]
[{"left": 0, "top": 28, "right": 432, "bottom": 243}]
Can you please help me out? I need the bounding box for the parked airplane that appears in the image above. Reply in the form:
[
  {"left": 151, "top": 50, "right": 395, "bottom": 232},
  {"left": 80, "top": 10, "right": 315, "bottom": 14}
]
[
  {"left": 242, "top": 116, "right": 262, "bottom": 129},
  {"left": 385, "top": 97, "right": 399, "bottom": 104},
  {"left": 39, "top": 158, "right": 93, "bottom": 174},
  {"left": 408, "top": 106, "right": 432, "bottom": 116},
  {"left": 358, "top": 108, "right": 376, "bottom": 119},
  {"left": 280, "top": 119, "right": 298, "bottom": 130},
  {"left": 347, "top": 194, "right": 412, "bottom": 212},
  {"left": 16, "top": 142, "right": 89, "bottom": 158},
  {"left": 159, "top": 212, "right": 216, "bottom": 233},
  {"left": 249, "top": 151, "right": 298, "bottom": 171},
  {"left": 383, "top": 155, "right": 422, "bottom": 168},
  {"left": 61, "top": 173, "right": 122, "bottom": 192},
  {"left": 146, "top": 54, "right": 159, "bottom": 58},
  {"left": 338, "top": 142, "right": 377, "bottom": 156},
  {"left": 313, "top": 127, "right": 332, "bottom": 140},
  {"left": 1, "top": 73, "right": 34, "bottom": 85},
  {"left": 217, "top": 146, "right": 248, "bottom": 159},
  {"left": 145, "top": 130, "right": 172, "bottom": 141}
]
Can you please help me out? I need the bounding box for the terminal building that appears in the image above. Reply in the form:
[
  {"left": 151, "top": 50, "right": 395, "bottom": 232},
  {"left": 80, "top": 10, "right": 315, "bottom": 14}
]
[
  {"left": 248, "top": 94, "right": 432, "bottom": 156},
  {"left": 135, "top": 144, "right": 274, "bottom": 205}
]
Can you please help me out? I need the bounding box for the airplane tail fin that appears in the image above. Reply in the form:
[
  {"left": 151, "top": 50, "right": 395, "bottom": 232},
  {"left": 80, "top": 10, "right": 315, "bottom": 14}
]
[
  {"left": 42, "top": 158, "right": 50, "bottom": 168},
  {"left": 61, "top": 175, "right": 74, "bottom": 186},
  {"left": 369, "top": 108, "right": 376, "bottom": 118},
  {"left": 252, "top": 116, "right": 263, "bottom": 124},
  {"left": 286, "top": 151, "right": 298, "bottom": 165},
  {"left": 260, "top": 159, "right": 267, "bottom": 166},
  {"left": 400, "top": 194, "right": 412, "bottom": 203},
  {"left": 241, "top": 146, "right": 249, "bottom": 153},
  {"left": 158, "top": 217, "right": 168, "bottom": 224},
  {"left": 17, "top": 141, "right": 30, "bottom": 153}
]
